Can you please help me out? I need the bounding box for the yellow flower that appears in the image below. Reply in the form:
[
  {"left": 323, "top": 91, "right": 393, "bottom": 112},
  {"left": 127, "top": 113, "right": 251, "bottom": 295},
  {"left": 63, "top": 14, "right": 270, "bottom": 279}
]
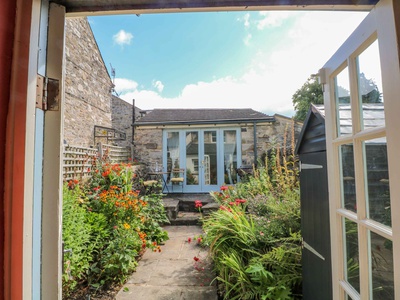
[{"left": 123, "top": 223, "right": 131, "bottom": 229}]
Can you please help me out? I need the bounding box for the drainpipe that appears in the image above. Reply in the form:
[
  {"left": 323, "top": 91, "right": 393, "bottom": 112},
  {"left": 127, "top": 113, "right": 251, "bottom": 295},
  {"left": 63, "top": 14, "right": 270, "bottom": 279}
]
[
  {"left": 253, "top": 122, "right": 257, "bottom": 167},
  {"left": 132, "top": 99, "right": 135, "bottom": 145}
]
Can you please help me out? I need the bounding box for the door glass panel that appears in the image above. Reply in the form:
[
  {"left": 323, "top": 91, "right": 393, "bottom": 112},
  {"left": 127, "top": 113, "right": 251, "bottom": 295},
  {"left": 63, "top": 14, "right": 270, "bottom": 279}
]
[
  {"left": 340, "top": 144, "right": 356, "bottom": 212},
  {"left": 223, "top": 130, "right": 238, "bottom": 184},
  {"left": 186, "top": 131, "right": 199, "bottom": 185},
  {"left": 357, "top": 40, "right": 385, "bottom": 130},
  {"left": 166, "top": 132, "right": 180, "bottom": 183},
  {"left": 335, "top": 66, "right": 352, "bottom": 136},
  {"left": 344, "top": 218, "right": 360, "bottom": 293},
  {"left": 204, "top": 130, "right": 218, "bottom": 185},
  {"left": 369, "top": 231, "right": 394, "bottom": 299},
  {"left": 363, "top": 137, "right": 391, "bottom": 226}
]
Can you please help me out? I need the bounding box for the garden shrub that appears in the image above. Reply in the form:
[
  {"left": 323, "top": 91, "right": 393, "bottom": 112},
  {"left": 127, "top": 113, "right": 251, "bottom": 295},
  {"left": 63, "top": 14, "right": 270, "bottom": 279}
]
[
  {"left": 203, "top": 124, "right": 302, "bottom": 299},
  {"left": 62, "top": 159, "right": 169, "bottom": 297}
]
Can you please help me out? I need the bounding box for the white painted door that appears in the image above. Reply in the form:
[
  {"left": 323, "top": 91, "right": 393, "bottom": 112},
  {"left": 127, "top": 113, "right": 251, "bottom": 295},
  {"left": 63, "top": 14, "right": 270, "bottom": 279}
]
[{"left": 322, "top": 0, "right": 400, "bottom": 299}]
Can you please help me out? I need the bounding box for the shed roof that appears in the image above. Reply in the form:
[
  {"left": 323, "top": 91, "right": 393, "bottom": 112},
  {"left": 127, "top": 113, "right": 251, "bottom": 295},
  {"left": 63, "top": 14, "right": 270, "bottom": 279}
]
[{"left": 134, "top": 108, "right": 274, "bottom": 126}]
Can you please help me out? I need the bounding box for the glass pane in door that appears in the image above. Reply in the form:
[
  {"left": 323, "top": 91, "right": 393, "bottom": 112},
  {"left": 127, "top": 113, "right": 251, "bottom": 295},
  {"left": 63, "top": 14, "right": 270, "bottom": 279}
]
[
  {"left": 340, "top": 144, "right": 357, "bottom": 212},
  {"left": 186, "top": 131, "right": 199, "bottom": 185},
  {"left": 335, "top": 66, "right": 352, "bottom": 136},
  {"left": 357, "top": 40, "right": 385, "bottom": 130},
  {"left": 204, "top": 130, "right": 218, "bottom": 185},
  {"left": 166, "top": 132, "right": 179, "bottom": 183},
  {"left": 223, "top": 130, "right": 238, "bottom": 184},
  {"left": 343, "top": 217, "right": 360, "bottom": 293},
  {"left": 364, "top": 137, "right": 391, "bottom": 226},
  {"left": 369, "top": 231, "right": 394, "bottom": 299}
]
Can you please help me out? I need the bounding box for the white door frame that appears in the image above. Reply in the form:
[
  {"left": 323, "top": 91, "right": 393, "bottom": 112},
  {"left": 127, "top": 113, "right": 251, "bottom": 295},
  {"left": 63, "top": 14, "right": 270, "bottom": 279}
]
[{"left": 322, "top": 0, "right": 400, "bottom": 298}]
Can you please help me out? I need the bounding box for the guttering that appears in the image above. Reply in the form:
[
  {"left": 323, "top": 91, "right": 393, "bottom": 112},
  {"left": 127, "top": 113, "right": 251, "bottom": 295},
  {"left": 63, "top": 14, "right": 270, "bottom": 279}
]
[
  {"left": 253, "top": 121, "right": 257, "bottom": 166},
  {"left": 133, "top": 117, "right": 275, "bottom": 127}
]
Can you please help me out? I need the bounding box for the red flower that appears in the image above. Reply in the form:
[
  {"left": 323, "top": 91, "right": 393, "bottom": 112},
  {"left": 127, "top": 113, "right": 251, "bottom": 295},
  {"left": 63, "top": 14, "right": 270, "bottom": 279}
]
[
  {"left": 220, "top": 186, "right": 228, "bottom": 191},
  {"left": 194, "top": 200, "right": 203, "bottom": 208},
  {"left": 193, "top": 256, "right": 200, "bottom": 262},
  {"left": 188, "top": 237, "right": 192, "bottom": 243},
  {"left": 235, "top": 199, "right": 247, "bottom": 204},
  {"left": 197, "top": 237, "right": 202, "bottom": 244}
]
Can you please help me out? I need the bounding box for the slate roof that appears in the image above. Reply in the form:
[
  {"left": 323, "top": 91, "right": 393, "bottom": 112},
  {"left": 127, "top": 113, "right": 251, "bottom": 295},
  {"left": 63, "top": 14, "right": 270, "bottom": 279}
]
[
  {"left": 134, "top": 108, "right": 274, "bottom": 126},
  {"left": 314, "top": 103, "right": 385, "bottom": 135}
]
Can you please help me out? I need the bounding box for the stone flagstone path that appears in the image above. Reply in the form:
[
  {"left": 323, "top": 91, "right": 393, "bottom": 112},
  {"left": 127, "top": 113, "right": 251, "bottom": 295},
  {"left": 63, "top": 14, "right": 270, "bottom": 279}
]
[{"left": 116, "top": 225, "right": 218, "bottom": 300}]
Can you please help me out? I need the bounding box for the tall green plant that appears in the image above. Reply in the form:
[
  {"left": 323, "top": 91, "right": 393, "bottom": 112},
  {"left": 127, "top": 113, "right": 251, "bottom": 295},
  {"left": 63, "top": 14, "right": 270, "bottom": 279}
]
[{"left": 204, "top": 121, "right": 302, "bottom": 299}]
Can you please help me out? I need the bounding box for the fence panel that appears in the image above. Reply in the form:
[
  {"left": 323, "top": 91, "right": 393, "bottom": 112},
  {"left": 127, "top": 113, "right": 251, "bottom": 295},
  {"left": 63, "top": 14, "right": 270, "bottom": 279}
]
[
  {"left": 99, "top": 143, "right": 132, "bottom": 163},
  {"left": 63, "top": 144, "right": 132, "bottom": 181},
  {"left": 63, "top": 145, "right": 97, "bottom": 181}
]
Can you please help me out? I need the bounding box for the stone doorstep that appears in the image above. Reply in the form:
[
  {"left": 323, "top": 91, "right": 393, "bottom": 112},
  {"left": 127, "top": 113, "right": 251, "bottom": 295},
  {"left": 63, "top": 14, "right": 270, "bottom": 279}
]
[
  {"left": 169, "top": 212, "right": 201, "bottom": 226},
  {"left": 201, "top": 202, "right": 220, "bottom": 216},
  {"left": 162, "top": 199, "right": 180, "bottom": 220}
]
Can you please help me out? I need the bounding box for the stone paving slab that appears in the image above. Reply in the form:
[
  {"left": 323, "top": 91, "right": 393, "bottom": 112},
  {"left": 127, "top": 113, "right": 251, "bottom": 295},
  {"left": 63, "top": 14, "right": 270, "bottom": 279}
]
[{"left": 116, "top": 225, "right": 218, "bottom": 300}]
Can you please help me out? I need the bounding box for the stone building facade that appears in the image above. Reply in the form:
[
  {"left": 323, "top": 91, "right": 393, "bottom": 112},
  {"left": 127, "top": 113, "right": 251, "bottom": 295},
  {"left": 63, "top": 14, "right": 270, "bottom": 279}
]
[
  {"left": 133, "top": 110, "right": 302, "bottom": 168},
  {"left": 64, "top": 17, "right": 113, "bottom": 147}
]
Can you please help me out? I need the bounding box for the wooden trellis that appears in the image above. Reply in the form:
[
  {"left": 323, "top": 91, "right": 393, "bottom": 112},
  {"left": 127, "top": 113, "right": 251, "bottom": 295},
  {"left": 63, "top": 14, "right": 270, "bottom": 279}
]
[{"left": 63, "top": 143, "right": 132, "bottom": 181}]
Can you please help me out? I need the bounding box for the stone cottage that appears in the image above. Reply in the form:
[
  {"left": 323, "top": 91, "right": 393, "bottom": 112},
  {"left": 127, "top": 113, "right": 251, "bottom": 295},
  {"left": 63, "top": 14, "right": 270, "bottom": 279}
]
[{"left": 132, "top": 108, "right": 302, "bottom": 193}]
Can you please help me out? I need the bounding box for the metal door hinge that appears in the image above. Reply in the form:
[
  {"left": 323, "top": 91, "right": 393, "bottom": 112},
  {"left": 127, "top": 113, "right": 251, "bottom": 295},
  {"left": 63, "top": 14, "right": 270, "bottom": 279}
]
[
  {"left": 36, "top": 74, "right": 60, "bottom": 111},
  {"left": 299, "top": 161, "right": 323, "bottom": 172}
]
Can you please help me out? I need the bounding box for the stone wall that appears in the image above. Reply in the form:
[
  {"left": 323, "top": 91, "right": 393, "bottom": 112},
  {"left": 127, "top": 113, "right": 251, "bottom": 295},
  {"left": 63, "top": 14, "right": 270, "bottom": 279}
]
[
  {"left": 241, "top": 115, "right": 303, "bottom": 166},
  {"left": 134, "top": 127, "right": 163, "bottom": 167},
  {"left": 111, "top": 96, "right": 142, "bottom": 148},
  {"left": 64, "top": 17, "right": 113, "bottom": 147}
]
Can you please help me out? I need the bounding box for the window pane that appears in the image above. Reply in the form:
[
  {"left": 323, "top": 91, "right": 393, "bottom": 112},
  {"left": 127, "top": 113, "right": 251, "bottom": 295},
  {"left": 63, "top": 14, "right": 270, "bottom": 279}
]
[
  {"left": 224, "top": 130, "right": 238, "bottom": 184},
  {"left": 344, "top": 218, "right": 360, "bottom": 293},
  {"left": 340, "top": 144, "right": 356, "bottom": 212},
  {"left": 357, "top": 40, "right": 385, "bottom": 130},
  {"left": 335, "top": 66, "right": 352, "bottom": 136},
  {"left": 364, "top": 137, "right": 391, "bottom": 226},
  {"left": 204, "top": 131, "right": 218, "bottom": 185},
  {"left": 369, "top": 231, "right": 394, "bottom": 299},
  {"left": 167, "top": 132, "right": 179, "bottom": 183},
  {"left": 186, "top": 131, "right": 199, "bottom": 185}
]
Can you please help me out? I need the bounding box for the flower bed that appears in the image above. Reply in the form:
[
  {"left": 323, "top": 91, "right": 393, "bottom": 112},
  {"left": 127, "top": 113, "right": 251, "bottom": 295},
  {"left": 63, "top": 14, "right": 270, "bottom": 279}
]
[
  {"left": 62, "top": 158, "right": 169, "bottom": 298},
  {"left": 202, "top": 145, "right": 302, "bottom": 299}
]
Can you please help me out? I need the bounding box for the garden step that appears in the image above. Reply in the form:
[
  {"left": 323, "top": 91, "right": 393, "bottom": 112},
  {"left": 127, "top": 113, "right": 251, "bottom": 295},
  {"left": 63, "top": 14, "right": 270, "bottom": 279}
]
[
  {"left": 169, "top": 211, "right": 201, "bottom": 226},
  {"left": 162, "top": 199, "right": 180, "bottom": 220},
  {"left": 179, "top": 198, "right": 215, "bottom": 212},
  {"left": 201, "top": 202, "right": 220, "bottom": 216}
]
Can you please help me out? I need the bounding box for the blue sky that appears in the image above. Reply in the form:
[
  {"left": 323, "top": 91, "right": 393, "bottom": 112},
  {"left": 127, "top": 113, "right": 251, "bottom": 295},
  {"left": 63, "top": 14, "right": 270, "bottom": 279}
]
[{"left": 89, "top": 10, "right": 367, "bottom": 116}]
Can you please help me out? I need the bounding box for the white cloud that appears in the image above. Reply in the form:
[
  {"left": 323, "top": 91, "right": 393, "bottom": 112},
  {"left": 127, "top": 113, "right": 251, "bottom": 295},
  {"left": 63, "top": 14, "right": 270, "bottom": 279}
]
[
  {"left": 118, "top": 11, "right": 368, "bottom": 117},
  {"left": 243, "top": 33, "right": 252, "bottom": 46},
  {"left": 152, "top": 80, "right": 164, "bottom": 93},
  {"left": 237, "top": 13, "right": 251, "bottom": 28},
  {"left": 114, "top": 78, "right": 138, "bottom": 93},
  {"left": 256, "top": 11, "right": 293, "bottom": 30},
  {"left": 113, "top": 30, "right": 133, "bottom": 46}
]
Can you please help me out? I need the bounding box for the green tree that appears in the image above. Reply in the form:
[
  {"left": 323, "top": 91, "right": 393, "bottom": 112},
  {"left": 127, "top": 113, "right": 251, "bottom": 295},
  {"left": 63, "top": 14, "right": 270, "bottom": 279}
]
[{"left": 292, "top": 76, "right": 323, "bottom": 121}]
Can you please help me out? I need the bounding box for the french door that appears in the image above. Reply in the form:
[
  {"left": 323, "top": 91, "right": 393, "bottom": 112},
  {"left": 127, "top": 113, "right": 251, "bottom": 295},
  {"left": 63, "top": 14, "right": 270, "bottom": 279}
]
[
  {"left": 322, "top": 0, "right": 400, "bottom": 299},
  {"left": 163, "top": 128, "right": 241, "bottom": 192}
]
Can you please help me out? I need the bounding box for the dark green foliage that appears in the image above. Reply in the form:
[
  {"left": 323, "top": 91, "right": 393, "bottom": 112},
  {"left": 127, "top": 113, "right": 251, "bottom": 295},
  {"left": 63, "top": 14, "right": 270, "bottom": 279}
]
[{"left": 292, "top": 76, "right": 323, "bottom": 121}]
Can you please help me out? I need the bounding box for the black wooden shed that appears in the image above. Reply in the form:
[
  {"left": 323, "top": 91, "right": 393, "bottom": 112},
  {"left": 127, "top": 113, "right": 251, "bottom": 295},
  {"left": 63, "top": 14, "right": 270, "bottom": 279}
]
[{"left": 295, "top": 104, "right": 332, "bottom": 300}]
